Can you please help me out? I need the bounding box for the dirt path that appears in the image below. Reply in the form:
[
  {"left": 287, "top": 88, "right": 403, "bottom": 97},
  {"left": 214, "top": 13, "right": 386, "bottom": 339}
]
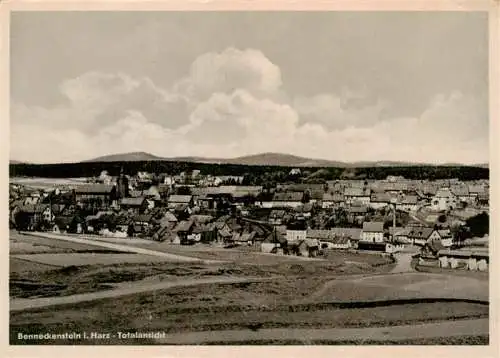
[
  {"left": 155, "top": 318, "right": 489, "bottom": 344},
  {"left": 390, "top": 252, "right": 415, "bottom": 273},
  {"left": 10, "top": 276, "right": 273, "bottom": 312},
  {"left": 21, "top": 232, "right": 223, "bottom": 264}
]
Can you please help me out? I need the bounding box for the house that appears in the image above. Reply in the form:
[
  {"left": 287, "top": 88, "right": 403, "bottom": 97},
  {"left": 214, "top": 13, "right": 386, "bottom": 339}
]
[
  {"left": 344, "top": 188, "right": 371, "bottom": 205},
  {"left": 431, "top": 188, "right": 458, "bottom": 211},
  {"left": 388, "top": 227, "right": 411, "bottom": 244},
  {"left": 271, "top": 192, "right": 304, "bottom": 208},
  {"left": 167, "top": 195, "right": 194, "bottom": 209},
  {"left": 307, "top": 230, "right": 352, "bottom": 250},
  {"left": 285, "top": 220, "right": 307, "bottom": 243},
  {"left": 321, "top": 193, "right": 345, "bottom": 209},
  {"left": 158, "top": 212, "right": 178, "bottom": 227},
  {"left": 407, "top": 227, "right": 441, "bottom": 246},
  {"left": 369, "top": 192, "right": 391, "bottom": 210},
  {"left": 361, "top": 221, "right": 385, "bottom": 243},
  {"left": 14, "top": 204, "right": 53, "bottom": 231},
  {"left": 329, "top": 227, "right": 363, "bottom": 243},
  {"left": 53, "top": 215, "right": 76, "bottom": 233},
  {"left": 294, "top": 202, "right": 314, "bottom": 218},
  {"left": 24, "top": 194, "right": 41, "bottom": 206},
  {"left": 396, "top": 195, "right": 419, "bottom": 212},
  {"left": 231, "top": 231, "right": 256, "bottom": 246},
  {"left": 115, "top": 216, "right": 132, "bottom": 233},
  {"left": 347, "top": 205, "right": 368, "bottom": 224},
  {"left": 437, "top": 229, "right": 453, "bottom": 247},
  {"left": 133, "top": 214, "right": 153, "bottom": 227},
  {"left": 468, "top": 184, "right": 486, "bottom": 199},
  {"left": 379, "top": 182, "right": 408, "bottom": 195},
  {"left": 269, "top": 209, "right": 287, "bottom": 225},
  {"left": 120, "top": 197, "right": 147, "bottom": 214},
  {"left": 74, "top": 184, "right": 117, "bottom": 208},
  {"left": 191, "top": 215, "right": 214, "bottom": 224},
  {"left": 450, "top": 185, "right": 470, "bottom": 203},
  {"left": 174, "top": 220, "right": 195, "bottom": 244}
]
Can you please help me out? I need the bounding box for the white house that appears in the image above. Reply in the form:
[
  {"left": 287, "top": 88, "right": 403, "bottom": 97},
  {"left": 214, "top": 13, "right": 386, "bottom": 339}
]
[
  {"left": 286, "top": 229, "right": 307, "bottom": 242},
  {"left": 271, "top": 192, "right": 304, "bottom": 209},
  {"left": 396, "top": 195, "right": 419, "bottom": 212},
  {"left": 369, "top": 192, "right": 391, "bottom": 210},
  {"left": 344, "top": 188, "right": 371, "bottom": 206},
  {"left": 361, "top": 221, "right": 385, "bottom": 243},
  {"left": 407, "top": 227, "right": 441, "bottom": 246},
  {"left": 431, "top": 188, "right": 458, "bottom": 211},
  {"left": 321, "top": 193, "right": 344, "bottom": 209}
]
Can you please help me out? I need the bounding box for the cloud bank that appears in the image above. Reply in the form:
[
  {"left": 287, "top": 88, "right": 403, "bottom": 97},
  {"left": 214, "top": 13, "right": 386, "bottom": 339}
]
[{"left": 11, "top": 48, "right": 488, "bottom": 164}]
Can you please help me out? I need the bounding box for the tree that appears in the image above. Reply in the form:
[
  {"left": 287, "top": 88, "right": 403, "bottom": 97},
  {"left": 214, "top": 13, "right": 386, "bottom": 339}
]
[
  {"left": 466, "top": 212, "right": 489, "bottom": 238},
  {"left": 451, "top": 225, "right": 471, "bottom": 247},
  {"left": 14, "top": 211, "right": 31, "bottom": 231},
  {"left": 438, "top": 214, "right": 447, "bottom": 223},
  {"left": 177, "top": 186, "right": 192, "bottom": 195}
]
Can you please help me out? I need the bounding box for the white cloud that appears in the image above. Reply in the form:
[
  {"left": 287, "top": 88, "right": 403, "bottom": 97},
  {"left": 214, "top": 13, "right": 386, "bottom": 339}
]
[
  {"left": 173, "top": 48, "right": 283, "bottom": 101},
  {"left": 10, "top": 48, "right": 488, "bottom": 164}
]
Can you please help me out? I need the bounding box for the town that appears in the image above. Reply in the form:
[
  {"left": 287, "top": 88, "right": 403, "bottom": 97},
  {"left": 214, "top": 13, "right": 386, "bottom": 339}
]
[{"left": 9, "top": 166, "right": 489, "bottom": 271}]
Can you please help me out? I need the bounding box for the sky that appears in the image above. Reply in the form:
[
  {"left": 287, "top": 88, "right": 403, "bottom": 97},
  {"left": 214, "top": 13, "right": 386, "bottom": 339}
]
[{"left": 10, "top": 11, "right": 489, "bottom": 164}]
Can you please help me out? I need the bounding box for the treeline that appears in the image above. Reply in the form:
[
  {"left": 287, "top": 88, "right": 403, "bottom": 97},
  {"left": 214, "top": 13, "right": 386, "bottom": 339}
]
[{"left": 9, "top": 161, "right": 489, "bottom": 181}]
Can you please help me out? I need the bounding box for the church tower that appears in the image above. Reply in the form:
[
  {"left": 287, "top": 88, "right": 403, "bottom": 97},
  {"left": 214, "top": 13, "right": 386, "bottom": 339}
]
[{"left": 116, "top": 167, "right": 129, "bottom": 199}]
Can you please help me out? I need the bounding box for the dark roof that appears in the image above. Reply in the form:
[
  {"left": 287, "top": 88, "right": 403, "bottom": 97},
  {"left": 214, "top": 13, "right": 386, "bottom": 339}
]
[
  {"left": 362, "top": 221, "right": 384, "bottom": 233},
  {"left": 270, "top": 210, "right": 286, "bottom": 218},
  {"left": 370, "top": 193, "right": 391, "bottom": 203},
  {"left": 344, "top": 188, "right": 366, "bottom": 197},
  {"left": 348, "top": 206, "right": 368, "bottom": 214},
  {"left": 426, "top": 239, "right": 445, "bottom": 253},
  {"left": 20, "top": 204, "right": 49, "bottom": 214},
  {"left": 75, "top": 184, "right": 115, "bottom": 194},
  {"left": 191, "top": 215, "right": 214, "bottom": 223},
  {"left": 168, "top": 195, "right": 193, "bottom": 203},
  {"left": 468, "top": 185, "right": 485, "bottom": 194},
  {"left": 307, "top": 230, "right": 333, "bottom": 240},
  {"left": 175, "top": 220, "right": 194, "bottom": 233},
  {"left": 329, "top": 228, "right": 362, "bottom": 241},
  {"left": 450, "top": 186, "right": 469, "bottom": 196},
  {"left": 218, "top": 227, "right": 232, "bottom": 238},
  {"left": 407, "top": 227, "right": 436, "bottom": 240},
  {"left": 134, "top": 214, "right": 153, "bottom": 223},
  {"left": 322, "top": 193, "right": 345, "bottom": 202},
  {"left": 162, "top": 212, "right": 178, "bottom": 222},
  {"left": 272, "top": 192, "right": 304, "bottom": 202},
  {"left": 120, "top": 197, "right": 146, "bottom": 206},
  {"left": 400, "top": 195, "right": 418, "bottom": 205}
]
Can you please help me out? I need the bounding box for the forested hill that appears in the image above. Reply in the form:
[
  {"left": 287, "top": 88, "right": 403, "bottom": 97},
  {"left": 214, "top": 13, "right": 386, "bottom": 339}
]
[{"left": 9, "top": 160, "right": 489, "bottom": 182}]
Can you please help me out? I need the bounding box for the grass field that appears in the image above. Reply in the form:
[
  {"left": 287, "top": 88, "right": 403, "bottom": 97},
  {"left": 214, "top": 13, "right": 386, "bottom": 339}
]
[
  {"left": 10, "top": 296, "right": 488, "bottom": 345},
  {"left": 12, "top": 253, "right": 173, "bottom": 267},
  {"left": 9, "top": 231, "right": 489, "bottom": 345}
]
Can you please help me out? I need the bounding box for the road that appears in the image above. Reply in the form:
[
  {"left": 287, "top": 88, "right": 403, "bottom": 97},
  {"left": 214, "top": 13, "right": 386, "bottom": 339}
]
[
  {"left": 20, "top": 232, "right": 223, "bottom": 263},
  {"left": 10, "top": 276, "right": 273, "bottom": 312},
  {"left": 155, "top": 318, "right": 489, "bottom": 344},
  {"left": 390, "top": 252, "right": 415, "bottom": 273}
]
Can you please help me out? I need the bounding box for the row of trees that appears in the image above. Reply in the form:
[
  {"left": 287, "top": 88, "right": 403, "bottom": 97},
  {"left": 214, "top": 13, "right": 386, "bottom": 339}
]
[{"left": 10, "top": 161, "right": 489, "bottom": 181}]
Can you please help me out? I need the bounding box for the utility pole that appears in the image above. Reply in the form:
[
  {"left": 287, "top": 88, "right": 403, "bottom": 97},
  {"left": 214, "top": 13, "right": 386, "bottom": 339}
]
[{"left": 393, "top": 203, "right": 396, "bottom": 243}]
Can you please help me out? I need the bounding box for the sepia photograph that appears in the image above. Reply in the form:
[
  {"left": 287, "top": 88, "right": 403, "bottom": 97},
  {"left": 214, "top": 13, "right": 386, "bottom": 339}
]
[{"left": 4, "top": 4, "right": 496, "bottom": 349}]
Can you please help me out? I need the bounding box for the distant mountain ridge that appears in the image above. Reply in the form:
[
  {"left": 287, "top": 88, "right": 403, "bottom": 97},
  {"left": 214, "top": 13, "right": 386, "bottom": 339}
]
[{"left": 81, "top": 151, "right": 487, "bottom": 168}]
